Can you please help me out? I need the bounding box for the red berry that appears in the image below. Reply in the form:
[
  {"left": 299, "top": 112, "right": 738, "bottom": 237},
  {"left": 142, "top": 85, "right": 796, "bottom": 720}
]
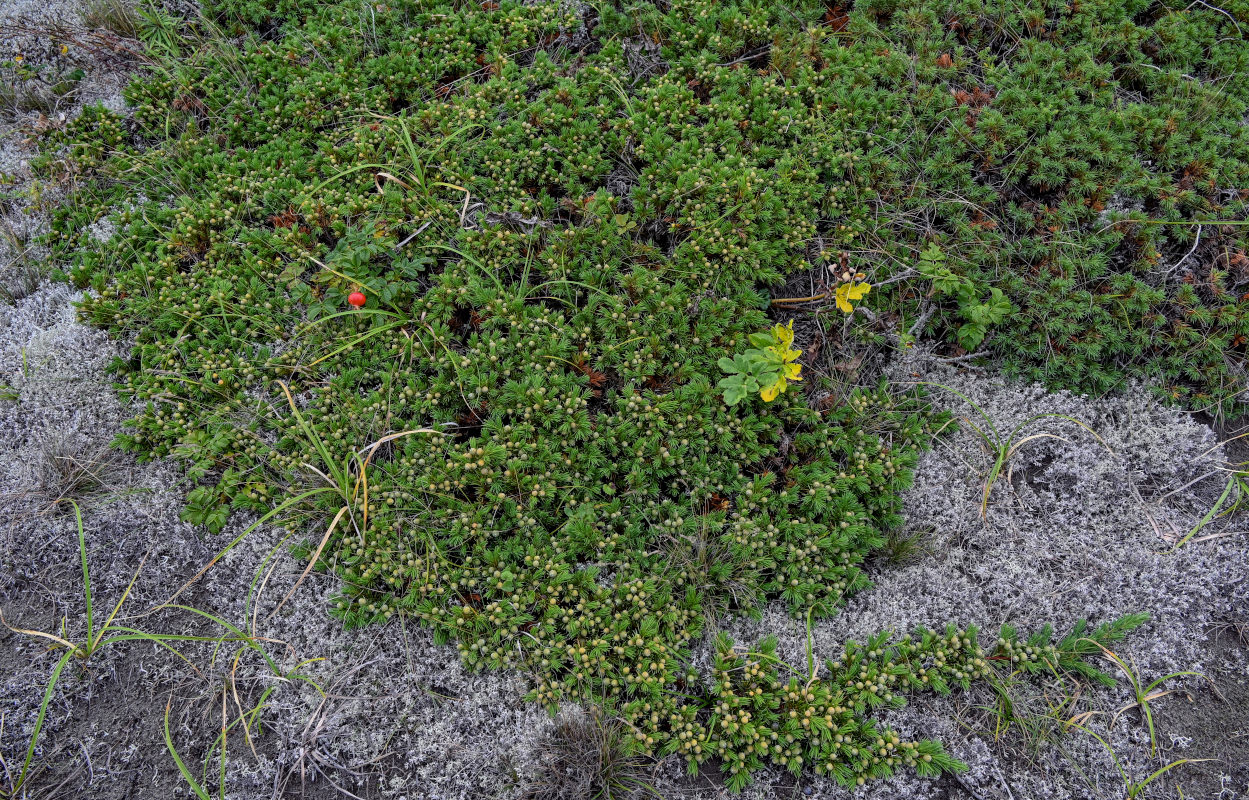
[{"left": 348, "top": 291, "right": 366, "bottom": 308}]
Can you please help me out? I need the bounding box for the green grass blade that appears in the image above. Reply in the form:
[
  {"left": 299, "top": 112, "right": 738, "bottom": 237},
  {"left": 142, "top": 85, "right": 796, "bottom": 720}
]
[
  {"left": 164, "top": 698, "right": 211, "bottom": 800},
  {"left": 13, "top": 650, "right": 76, "bottom": 795},
  {"left": 1170, "top": 475, "right": 1235, "bottom": 552},
  {"left": 71, "top": 501, "right": 92, "bottom": 647}
]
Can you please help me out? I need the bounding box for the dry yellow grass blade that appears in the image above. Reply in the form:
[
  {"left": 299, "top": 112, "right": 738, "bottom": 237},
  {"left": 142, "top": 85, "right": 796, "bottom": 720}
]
[{"left": 266, "top": 506, "right": 349, "bottom": 625}]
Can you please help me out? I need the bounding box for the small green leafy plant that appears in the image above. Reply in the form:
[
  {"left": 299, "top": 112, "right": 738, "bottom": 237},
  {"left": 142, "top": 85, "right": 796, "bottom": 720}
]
[
  {"left": 718, "top": 320, "right": 803, "bottom": 405},
  {"left": 916, "top": 244, "right": 1012, "bottom": 352}
]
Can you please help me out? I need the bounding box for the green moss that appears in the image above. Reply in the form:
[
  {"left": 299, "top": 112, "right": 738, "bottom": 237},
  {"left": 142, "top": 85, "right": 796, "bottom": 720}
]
[{"left": 39, "top": 0, "right": 1228, "bottom": 789}]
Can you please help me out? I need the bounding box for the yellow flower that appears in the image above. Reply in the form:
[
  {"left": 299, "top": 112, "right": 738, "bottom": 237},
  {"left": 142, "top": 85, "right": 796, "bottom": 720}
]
[
  {"left": 14, "top": 54, "right": 23, "bottom": 63},
  {"left": 835, "top": 281, "right": 871, "bottom": 313},
  {"left": 60, "top": 44, "right": 69, "bottom": 55}
]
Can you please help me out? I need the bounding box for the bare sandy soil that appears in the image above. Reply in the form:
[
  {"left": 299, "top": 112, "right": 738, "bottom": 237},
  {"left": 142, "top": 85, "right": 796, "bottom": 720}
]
[{"left": 1, "top": 1, "right": 1246, "bottom": 799}]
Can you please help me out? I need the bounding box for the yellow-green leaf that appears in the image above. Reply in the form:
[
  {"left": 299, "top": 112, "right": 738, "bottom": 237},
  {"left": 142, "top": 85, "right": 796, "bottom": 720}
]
[
  {"left": 835, "top": 282, "right": 871, "bottom": 313},
  {"left": 760, "top": 376, "right": 787, "bottom": 401}
]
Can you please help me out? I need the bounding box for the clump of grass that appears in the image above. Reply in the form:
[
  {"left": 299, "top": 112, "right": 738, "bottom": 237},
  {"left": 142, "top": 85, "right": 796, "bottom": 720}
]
[
  {"left": 0, "top": 65, "right": 84, "bottom": 119},
  {"left": 525, "top": 707, "right": 655, "bottom": 800},
  {"left": 81, "top": 0, "right": 142, "bottom": 39},
  {"left": 975, "top": 686, "right": 1070, "bottom": 762},
  {"left": 0, "top": 261, "right": 42, "bottom": 305},
  {"left": 35, "top": 436, "right": 118, "bottom": 507},
  {"left": 0, "top": 79, "right": 54, "bottom": 118},
  {"left": 875, "top": 526, "right": 932, "bottom": 566},
  {"left": 18, "top": 87, "right": 57, "bottom": 116},
  {"left": 0, "top": 81, "right": 16, "bottom": 117}
]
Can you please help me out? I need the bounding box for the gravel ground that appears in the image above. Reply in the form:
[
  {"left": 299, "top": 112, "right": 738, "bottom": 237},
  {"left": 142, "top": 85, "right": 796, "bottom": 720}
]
[{"left": 1, "top": 1, "right": 1246, "bottom": 798}]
